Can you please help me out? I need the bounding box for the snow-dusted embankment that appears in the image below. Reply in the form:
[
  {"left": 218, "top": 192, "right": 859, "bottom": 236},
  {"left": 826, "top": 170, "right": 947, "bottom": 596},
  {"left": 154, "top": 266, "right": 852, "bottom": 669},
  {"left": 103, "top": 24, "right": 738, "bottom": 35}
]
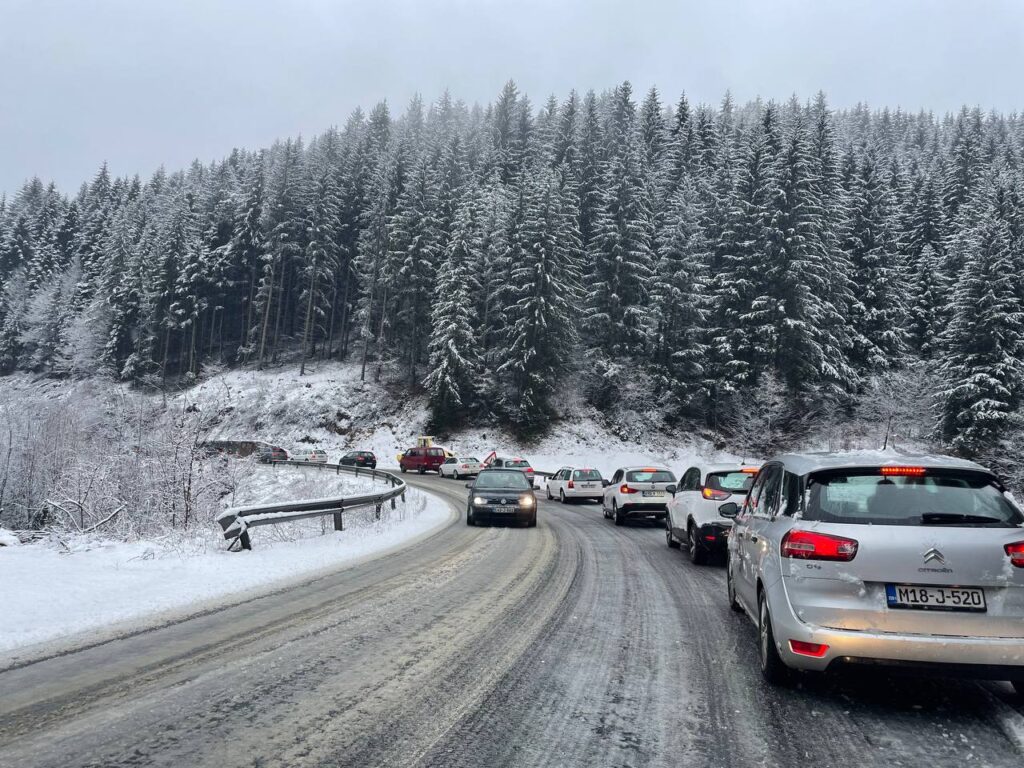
[{"left": 0, "top": 483, "right": 452, "bottom": 658}]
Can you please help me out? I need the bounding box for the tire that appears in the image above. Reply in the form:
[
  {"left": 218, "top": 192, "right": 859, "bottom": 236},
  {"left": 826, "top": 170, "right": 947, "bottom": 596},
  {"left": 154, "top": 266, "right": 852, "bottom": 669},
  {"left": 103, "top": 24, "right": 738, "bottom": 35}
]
[
  {"left": 559, "top": 489, "right": 567, "bottom": 504},
  {"left": 688, "top": 523, "right": 709, "bottom": 565},
  {"left": 528, "top": 515, "right": 537, "bottom": 528},
  {"left": 400, "top": 465, "right": 407, "bottom": 474},
  {"left": 453, "top": 470, "right": 460, "bottom": 481},
  {"left": 466, "top": 509, "right": 475, "bottom": 526},
  {"left": 613, "top": 502, "right": 625, "bottom": 526},
  {"left": 758, "top": 590, "right": 790, "bottom": 685},
  {"left": 727, "top": 560, "right": 743, "bottom": 612},
  {"left": 546, "top": 486, "right": 553, "bottom": 500},
  {"left": 666, "top": 521, "right": 680, "bottom": 549}
]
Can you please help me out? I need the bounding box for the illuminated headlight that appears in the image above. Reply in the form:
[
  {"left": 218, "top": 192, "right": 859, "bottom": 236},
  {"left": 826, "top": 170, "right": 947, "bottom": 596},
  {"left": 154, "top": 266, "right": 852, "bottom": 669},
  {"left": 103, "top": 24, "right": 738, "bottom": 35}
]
[
  {"left": 473, "top": 496, "right": 487, "bottom": 506},
  {"left": 520, "top": 495, "right": 535, "bottom": 507}
]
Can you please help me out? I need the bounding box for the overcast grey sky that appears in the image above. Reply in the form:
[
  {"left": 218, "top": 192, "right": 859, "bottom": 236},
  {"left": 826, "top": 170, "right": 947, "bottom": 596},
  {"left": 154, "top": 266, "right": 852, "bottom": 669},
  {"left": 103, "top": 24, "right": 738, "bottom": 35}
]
[{"left": 2, "top": 0, "right": 1022, "bottom": 196}]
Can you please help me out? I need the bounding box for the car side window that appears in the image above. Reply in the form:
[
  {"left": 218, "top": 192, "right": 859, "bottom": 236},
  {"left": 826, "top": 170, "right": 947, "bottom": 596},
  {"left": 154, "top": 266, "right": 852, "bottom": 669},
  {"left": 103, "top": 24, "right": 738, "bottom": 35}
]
[
  {"left": 760, "top": 466, "right": 784, "bottom": 518},
  {"left": 683, "top": 468, "right": 700, "bottom": 490},
  {"left": 782, "top": 471, "right": 801, "bottom": 516},
  {"left": 611, "top": 469, "right": 623, "bottom": 484},
  {"left": 745, "top": 470, "right": 767, "bottom": 515}
]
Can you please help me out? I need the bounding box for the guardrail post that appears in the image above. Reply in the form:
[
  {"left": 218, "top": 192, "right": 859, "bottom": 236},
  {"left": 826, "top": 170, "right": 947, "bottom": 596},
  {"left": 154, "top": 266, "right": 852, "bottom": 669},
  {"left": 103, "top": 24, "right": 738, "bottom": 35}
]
[
  {"left": 390, "top": 497, "right": 396, "bottom": 510},
  {"left": 333, "top": 511, "right": 344, "bottom": 531},
  {"left": 375, "top": 502, "right": 382, "bottom": 520},
  {"left": 239, "top": 529, "right": 252, "bottom": 551}
]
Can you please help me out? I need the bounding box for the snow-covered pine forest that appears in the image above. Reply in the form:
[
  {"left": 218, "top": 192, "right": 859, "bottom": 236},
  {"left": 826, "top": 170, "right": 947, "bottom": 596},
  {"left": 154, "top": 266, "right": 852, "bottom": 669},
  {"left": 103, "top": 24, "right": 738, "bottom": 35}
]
[{"left": 1, "top": 81, "right": 1023, "bottom": 465}]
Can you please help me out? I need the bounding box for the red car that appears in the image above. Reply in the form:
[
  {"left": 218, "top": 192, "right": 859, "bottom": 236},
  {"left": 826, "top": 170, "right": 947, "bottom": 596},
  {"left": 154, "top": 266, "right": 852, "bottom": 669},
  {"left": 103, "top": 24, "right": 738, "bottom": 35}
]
[{"left": 399, "top": 446, "right": 447, "bottom": 474}]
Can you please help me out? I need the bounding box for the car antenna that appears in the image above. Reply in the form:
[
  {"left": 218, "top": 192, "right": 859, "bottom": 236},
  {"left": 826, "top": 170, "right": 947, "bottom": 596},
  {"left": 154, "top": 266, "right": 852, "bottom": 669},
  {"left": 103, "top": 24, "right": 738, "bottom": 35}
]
[{"left": 882, "top": 415, "right": 894, "bottom": 451}]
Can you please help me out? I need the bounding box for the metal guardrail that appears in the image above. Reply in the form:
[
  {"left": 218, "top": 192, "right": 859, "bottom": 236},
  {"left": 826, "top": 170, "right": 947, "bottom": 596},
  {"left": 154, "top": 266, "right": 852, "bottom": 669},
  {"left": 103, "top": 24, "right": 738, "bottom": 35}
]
[{"left": 216, "top": 460, "right": 407, "bottom": 551}]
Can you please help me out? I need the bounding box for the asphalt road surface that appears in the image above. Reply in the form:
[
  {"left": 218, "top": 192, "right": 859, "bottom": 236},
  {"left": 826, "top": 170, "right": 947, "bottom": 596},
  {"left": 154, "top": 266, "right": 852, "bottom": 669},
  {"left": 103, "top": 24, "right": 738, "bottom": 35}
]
[{"left": 2, "top": 473, "right": 1023, "bottom": 767}]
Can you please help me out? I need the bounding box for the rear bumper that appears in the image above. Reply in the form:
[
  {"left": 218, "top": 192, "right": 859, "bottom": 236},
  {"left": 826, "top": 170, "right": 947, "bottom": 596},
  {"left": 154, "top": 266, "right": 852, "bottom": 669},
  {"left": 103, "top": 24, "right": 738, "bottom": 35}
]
[
  {"left": 769, "top": 584, "right": 1024, "bottom": 676},
  {"left": 563, "top": 489, "right": 603, "bottom": 500},
  {"left": 622, "top": 502, "right": 668, "bottom": 516},
  {"left": 694, "top": 522, "right": 731, "bottom": 550}
]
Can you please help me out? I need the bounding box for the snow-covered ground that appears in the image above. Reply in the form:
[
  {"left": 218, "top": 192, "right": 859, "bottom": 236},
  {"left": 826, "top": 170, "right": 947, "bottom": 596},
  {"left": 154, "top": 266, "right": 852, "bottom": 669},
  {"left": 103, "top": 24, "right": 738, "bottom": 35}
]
[{"left": 0, "top": 471, "right": 452, "bottom": 658}]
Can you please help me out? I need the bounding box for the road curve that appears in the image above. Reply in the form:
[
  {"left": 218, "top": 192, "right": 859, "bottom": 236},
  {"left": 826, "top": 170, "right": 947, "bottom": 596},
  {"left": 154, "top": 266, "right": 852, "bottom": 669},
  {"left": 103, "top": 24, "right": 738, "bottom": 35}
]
[{"left": 0, "top": 473, "right": 1022, "bottom": 767}]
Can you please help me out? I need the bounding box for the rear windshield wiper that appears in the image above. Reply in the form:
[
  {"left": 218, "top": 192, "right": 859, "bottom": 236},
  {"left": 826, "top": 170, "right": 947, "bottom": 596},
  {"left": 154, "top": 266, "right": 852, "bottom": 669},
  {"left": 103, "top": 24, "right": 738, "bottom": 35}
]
[{"left": 920, "top": 512, "right": 1007, "bottom": 526}]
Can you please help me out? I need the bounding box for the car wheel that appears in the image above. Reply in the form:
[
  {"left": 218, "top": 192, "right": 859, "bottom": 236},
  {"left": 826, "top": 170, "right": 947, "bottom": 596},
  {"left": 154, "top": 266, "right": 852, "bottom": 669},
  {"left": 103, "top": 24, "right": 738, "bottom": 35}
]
[
  {"left": 400, "top": 465, "right": 407, "bottom": 473},
  {"left": 559, "top": 489, "right": 567, "bottom": 504},
  {"left": 727, "top": 560, "right": 743, "bottom": 612},
  {"left": 688, "top": 523, "right": 709, "bottom": 565},
  {"left": 613, "top": 501, "right": 625, "bottom": 526},
  {"left": 453, "top": 470, "right": 460, "bottom": 480},
  {"left": 546, "top": 485, "right": 553, "bottom": 500},
  {"left": 758, "top": 591, "right": 790, "bottom": 685},
  {"left": 528, "top": 515, "right": 537, "bottom": 528},
  {"left": 666, "top": 521, "right": 680, "bottom": 549},
  {"left": 466, "top": 509, "right": 475, "bottom": 526}
]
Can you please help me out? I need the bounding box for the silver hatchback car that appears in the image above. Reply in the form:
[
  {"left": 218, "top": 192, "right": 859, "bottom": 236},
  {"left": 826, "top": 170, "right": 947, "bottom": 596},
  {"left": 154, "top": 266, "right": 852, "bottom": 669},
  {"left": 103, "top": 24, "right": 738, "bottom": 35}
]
[{"left": 723, "top": 452, "right": 1024, "bottom": 693}]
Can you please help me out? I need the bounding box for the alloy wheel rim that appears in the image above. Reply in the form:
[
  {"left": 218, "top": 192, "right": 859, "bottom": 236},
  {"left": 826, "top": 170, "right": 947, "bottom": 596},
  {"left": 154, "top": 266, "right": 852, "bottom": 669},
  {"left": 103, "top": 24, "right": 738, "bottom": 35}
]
[{"left": 759, "top": 601, "right": 769, "bottom": 668}]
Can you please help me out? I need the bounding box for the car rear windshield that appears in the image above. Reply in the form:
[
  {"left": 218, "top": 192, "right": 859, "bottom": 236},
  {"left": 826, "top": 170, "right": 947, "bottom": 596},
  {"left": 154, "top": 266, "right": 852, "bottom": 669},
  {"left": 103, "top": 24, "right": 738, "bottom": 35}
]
[
  {"left": 573, "top": 469, "right": 602, "bottom": 481},
  {"left": 506, "top": 460, "right": 530, "bottom": 468},
  {"left": 460, "top": 457, "right": 479, "bottom": 463},
  {"left": 476, "top": 471, "right": 531, "bottom": 490},
  {"left": 805, "top": 470, "right": 1024, "bottom": 526},
  {"left": 359, "top": 452, "right": 374, "bottom": 457},
  {"left": 626, "top": 470, "right": 676, "bottom": 483},
  {"left": 706, "top": 471, "right": 755, "bottom": 494}
]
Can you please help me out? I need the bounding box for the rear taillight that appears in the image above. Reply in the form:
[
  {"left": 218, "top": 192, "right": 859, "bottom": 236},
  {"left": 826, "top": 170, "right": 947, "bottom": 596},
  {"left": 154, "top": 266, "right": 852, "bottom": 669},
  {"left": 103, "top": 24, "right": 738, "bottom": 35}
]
[
  {"left": 702, "top": 487, "right": 730, "bottom": 501},
  {"left": 781, "top": 530, "right": 858, "bottom": 562},
  {"left": 568, "top": 480, "right": 575, "bottom": 489},
  {"left": 789, "top": 640, "right": 829, "bottom": 658},
  {"left": 461, "top": 464, "right": 468, "bottom": 469},
  {"left": 620, "top": 484, "right": 638, "bottom": 494},
  {"left": 1006, "top": 541, "right": 1024, "bottom": 568}
]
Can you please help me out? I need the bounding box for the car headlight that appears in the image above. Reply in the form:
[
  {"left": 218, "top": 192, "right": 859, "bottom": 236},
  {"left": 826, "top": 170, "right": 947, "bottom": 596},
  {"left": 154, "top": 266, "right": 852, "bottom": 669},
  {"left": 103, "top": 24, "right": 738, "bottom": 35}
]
[
  {"left": 473, "top": 496, "right": 487, "bottom": 506},
  {"left": 520, "top": 495, "right": 535, "bottom": 507}
]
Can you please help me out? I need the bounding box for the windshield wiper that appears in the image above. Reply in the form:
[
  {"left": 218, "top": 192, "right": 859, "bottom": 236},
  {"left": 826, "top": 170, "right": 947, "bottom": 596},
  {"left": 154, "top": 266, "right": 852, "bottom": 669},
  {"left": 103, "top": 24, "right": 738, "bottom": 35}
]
[{"left": 920, "top": 512, "right": 1006, "bottom": 526}]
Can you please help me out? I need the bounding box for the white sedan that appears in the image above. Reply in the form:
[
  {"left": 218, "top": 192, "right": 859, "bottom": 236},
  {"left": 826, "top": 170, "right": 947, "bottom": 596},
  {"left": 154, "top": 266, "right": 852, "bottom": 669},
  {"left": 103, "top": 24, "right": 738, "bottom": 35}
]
[
  {"left": 439, "top": 457, "right": 483, "bottom": 480},
  {"left": 544, "top": 467, "right": 604, "bottom": 503}
]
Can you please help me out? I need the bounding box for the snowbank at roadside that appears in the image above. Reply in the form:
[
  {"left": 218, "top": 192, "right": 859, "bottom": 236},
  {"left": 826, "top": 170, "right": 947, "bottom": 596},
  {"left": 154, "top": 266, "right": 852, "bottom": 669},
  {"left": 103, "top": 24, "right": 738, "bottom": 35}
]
[{"left": 0, "top": 484, "right": 451, "bottom": 657}]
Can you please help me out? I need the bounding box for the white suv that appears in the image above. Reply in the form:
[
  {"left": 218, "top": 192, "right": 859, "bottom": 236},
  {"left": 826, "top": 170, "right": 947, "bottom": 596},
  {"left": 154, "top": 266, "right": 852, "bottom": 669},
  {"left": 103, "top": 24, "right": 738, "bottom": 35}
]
[
  {"left": 545, "top": 467, "right": 604, "bottom": 503},
  {"left": 602, "top": 466, "right": 677, "bottom": 526},
  {"left": 666, "top": 463, "right": 760, "bottom": 564}
]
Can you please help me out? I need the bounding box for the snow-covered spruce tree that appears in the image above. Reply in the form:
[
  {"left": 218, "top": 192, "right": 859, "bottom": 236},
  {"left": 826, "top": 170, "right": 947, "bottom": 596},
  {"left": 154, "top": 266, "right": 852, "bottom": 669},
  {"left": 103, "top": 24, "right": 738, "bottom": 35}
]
[
  {"left": 649, "top": 177, "right": 710, "bottom": 418},
  {"left": 499, "top": 167, "right": 583, "bottom": 431},
  {"left": 587, "top": 82, "right": 656, "bottom": 356},
  {"left": 425, "top": 198, "right": 483, "bottom": 428},
  {"left": 386, "top": 154, "right": 440, "bottom": 385},
  {"left": 938, "top": 213, "right": 1024, "bottom": 458},
  {"left": 906, "top": 244, "right": 947, "bottom": 359},
  {"left": 299, "top": 160, "right": 342, "bottom": 375},
  {"left": 842, "top": 144, "right": 906, "bottom": 371}
]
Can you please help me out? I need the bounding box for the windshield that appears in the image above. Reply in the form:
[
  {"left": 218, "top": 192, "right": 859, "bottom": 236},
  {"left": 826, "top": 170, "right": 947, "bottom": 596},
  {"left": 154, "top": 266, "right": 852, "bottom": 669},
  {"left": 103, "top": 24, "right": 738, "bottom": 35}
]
[
  {"left": 475, "top": 470, "right": 531, "bottom": 490},
  {"left": 805, "top": 470, "right": 1023, "bottom": 526},
  {"left": 706, "top": 471, "right": 755, "bottom": 494},
  {"left": 573, "top": 469, "right": 602, "bottom": 481},
  {"left": 626, "top": 470, "right": 676, "bottom": 483}
]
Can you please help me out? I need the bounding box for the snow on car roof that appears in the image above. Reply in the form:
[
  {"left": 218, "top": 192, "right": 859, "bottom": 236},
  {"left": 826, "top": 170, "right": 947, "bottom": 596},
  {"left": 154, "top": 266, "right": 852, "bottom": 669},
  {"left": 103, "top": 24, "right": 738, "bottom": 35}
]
[
  {"left": 700, "top": 462, "right": 763, "bottom": 475},
  {"left": 768, "top": 450, "right": 991, "bottom": 477}
]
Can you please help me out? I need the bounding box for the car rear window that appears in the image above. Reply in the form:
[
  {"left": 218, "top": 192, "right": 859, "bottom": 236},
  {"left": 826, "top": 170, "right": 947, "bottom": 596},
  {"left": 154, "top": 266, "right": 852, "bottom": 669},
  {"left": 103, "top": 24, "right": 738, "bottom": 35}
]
[
  {"left": 507, "top": 460, "right": 530, "bottom": 468},
  {"left": 805, "top": 470, "right": 1024, "bottom": 526},
  {"left": 573, "top": 469, "right": 602, "bottom": 481},
  {"left": 626, "top": 470, "right": 676, "bottom": 483},
  {"left": 460, "top": 457, "right": 479, "bottom": 463},
  {"left": 706, "top": 471, "right": 755, "bottom": 494},
  {"left": 476, "top": 471, "right": 531, "bottom": 490}
]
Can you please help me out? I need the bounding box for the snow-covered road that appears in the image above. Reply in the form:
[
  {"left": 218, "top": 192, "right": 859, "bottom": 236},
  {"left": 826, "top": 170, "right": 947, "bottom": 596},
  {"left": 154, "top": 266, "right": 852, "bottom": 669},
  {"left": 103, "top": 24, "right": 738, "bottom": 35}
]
[{"left": 0, "top": 473, "right": 1022, "bottom": 767}]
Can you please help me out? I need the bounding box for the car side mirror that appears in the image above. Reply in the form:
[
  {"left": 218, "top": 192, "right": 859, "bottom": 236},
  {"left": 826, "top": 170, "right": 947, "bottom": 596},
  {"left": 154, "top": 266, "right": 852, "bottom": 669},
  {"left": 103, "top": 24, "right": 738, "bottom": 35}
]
[
  {"left": 665, "top": 484, "right": 677, "bottom": 496},
  {"left": 465, "top": 482, "right": 474, "bottom": 489},
  {"left": 602, "top": 479, "right": 610, "bottom": 488},
  {"left": 718, "top": 502, "right": 740, "bottom": 519}
]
